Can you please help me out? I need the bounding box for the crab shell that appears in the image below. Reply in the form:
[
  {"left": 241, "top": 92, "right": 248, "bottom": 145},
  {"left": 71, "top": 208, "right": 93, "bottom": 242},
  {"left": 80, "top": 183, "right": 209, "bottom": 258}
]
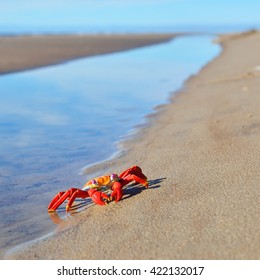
[{"left": 82, "top": 174, "right": 119, "bottom": 191}]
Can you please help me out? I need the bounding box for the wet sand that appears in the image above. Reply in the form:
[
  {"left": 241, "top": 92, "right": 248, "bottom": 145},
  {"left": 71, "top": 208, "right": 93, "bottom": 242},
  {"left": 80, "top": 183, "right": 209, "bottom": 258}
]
[
  {"left": 5, "top": 31, "right": 260, "bottom": 259},
  {"left": 0, "top": 34, "right": 176, "bottom": 74}
]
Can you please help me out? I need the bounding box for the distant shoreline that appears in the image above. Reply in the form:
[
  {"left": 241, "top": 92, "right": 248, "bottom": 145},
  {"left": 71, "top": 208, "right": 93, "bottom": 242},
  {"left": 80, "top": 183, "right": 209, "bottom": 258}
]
[{"left": 0, "top": 34, "right": 177, "bottom": 75}]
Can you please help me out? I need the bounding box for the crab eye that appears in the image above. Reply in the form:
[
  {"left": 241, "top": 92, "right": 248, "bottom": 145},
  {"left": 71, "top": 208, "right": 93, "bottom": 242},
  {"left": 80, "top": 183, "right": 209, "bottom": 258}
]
[
  {"left": 91, "top": 179, "right": 97, "bottom": 185},
  {"left": 110, "top": 174, "right": 117, "bottom": 181}
]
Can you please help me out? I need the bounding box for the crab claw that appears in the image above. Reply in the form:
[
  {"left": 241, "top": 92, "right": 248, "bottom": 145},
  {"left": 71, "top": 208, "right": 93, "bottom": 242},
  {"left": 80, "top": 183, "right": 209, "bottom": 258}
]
[
  {"left": 87, "top": 189, "right": 110, "bottom": 205},
  {"left": 111, "top": 181, "right": 123, "bottom": 202}
]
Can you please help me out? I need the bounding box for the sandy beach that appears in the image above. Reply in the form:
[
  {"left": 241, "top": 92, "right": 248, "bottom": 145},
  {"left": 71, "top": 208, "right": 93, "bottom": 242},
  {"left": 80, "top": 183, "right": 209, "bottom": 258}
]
[
  {"left": 4, "top": 31, "right": 260, "bottom": 259},
  {"left": 0, "top": 34, "right": 175, "bottom": 74}
]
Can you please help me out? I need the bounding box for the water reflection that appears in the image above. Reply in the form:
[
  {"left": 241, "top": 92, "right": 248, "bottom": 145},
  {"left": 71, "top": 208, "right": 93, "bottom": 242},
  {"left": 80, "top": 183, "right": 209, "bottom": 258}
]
[{"left": 0, "top": 35, "right": 220, "bottom": 253}]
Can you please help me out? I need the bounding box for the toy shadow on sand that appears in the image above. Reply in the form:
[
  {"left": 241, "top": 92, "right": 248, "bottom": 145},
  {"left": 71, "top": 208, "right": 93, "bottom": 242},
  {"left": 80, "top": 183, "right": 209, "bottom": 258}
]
[
  {"left": 121, "top": 177, "right": 166, "bottom": 201},
  {"left": 48, "top": 177, "right": 166, "bottom": 224}
]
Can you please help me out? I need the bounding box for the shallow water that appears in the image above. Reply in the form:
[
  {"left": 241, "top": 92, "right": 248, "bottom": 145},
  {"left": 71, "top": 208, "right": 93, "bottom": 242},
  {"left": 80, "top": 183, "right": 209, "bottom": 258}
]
[{"left": 0, "top": 35, "right": 220, "bottom": 256}]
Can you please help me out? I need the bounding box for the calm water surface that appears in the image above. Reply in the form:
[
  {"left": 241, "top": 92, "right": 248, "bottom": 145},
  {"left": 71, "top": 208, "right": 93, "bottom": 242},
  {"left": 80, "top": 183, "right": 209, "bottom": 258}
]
[{"left": 0, "top": 35, "right": 220, "bottom": 255}]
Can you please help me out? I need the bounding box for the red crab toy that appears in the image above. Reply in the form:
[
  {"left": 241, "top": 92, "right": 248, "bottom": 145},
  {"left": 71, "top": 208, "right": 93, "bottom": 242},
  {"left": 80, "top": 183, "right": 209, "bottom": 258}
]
[{"left": 48, "top": 165, "right": 148, "bottom": 212}]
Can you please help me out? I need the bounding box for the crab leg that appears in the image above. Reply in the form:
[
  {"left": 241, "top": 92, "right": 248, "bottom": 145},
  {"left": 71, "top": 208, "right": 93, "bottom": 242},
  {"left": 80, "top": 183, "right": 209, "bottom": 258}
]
[
  {"left": 120, "top": 166, "right": 148, "bottom": 187},
  {"left": 48, "top": 188, "right": 110, "bottom": 212},
  {"left": 48, "top": 191, "right": 65, "bottom": 211},
  {"left": 66, "top": 189, "right": 90, "bottom": 211},
  {"left": 119, "top": 165, "right": 143, "bottom": 178},
  {"left": 48, "top": 188, "right": 86, "bottom": 212}
]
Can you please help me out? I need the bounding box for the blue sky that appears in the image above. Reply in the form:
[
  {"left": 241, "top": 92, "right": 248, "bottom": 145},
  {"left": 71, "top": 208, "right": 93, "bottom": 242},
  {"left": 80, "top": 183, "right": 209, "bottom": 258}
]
[{"left": 1, "top": 0, "right": 260, "bottom": 30}]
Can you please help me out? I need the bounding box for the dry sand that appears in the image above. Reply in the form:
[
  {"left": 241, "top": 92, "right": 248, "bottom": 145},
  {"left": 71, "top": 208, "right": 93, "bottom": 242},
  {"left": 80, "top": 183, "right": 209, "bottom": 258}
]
[
  {"left": 0, "top": 34, "right": 175, "bottom": 74},
  {"left": 5, "top": 31, "right": 260, "bottom": 259}
]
